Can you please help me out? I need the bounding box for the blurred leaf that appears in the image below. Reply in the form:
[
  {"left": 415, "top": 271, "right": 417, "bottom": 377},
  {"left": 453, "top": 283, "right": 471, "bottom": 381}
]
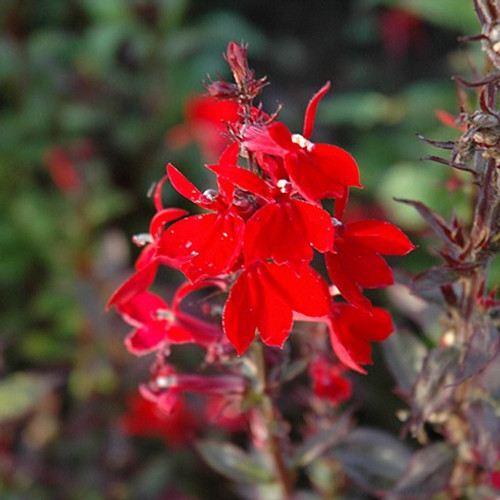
[
  {"left": 382, "top": 329, "right": 427, "bottom": 397},
  {"left": 396, "top": 198, "right": 454, "bottom": 244},
  {"left": 0, "top": 372, "right": 54, "bottom": 422},
  {"left": 411, "top": 266, "right": 458, "bottom": 300},
  {"left": 79, "top": 0, "right": 132, "bottom": 22},
  {"left": 319, "top": 92, "right": 406, "bottom": 128},
  {"left": 196, "top": 440, "right": 272, "bottom": 484},
  {"left": 293, "top": 412, "right": 351, "bottom": 467},
  {"left": 387, "top": 442, "right": 455, "bottom": 499},
  {"left": 0, "top": 36, "right": 22, "bottom": 80},
  {"left": 372, "top": 0, "right": 478, "bottom": 33},
  {"left": 377, "top": 162, "right": 468, "bottom": 230},
  {"left": 410, "top": 346, "right": 460, "bottom": 426},
  {"left": 456, "top": 317, "right": 500, "bottom": 385},
  {"left": 466, "top": 400, "right": 500, "bottom": 471},
  {"left": 331, "top": 427, "right": 412, "bottom": 494}
]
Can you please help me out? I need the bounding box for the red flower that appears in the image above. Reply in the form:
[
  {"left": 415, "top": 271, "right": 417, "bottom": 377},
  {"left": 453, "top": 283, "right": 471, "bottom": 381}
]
[
  {"left": 166, "top": 95, "right": 240, "bottom": 161},
  {"left": 243, "top": 82, "right": 361, "bottom": 203},
  {"left": 43, "top": 146, "right": 82, "bottom": 193},
  {"left": 325, "top": 220, "right": 416, "bottom": 310},
  {"left": 328, "top": 304, "right": 394, "bottom": 374},
  {"left": 208, "top": 162, "right": 334, "bottom": 267},
  {"left": 159, "top": 163, "right": 245, "bottom": 282},
  {"left": 223, "top": 261, "right": 331, "bottom": 354},
  {"left": 115, "top": 281, "right": 224, "bottom": 355},
  {"left": 141, "top": 363, "right": 246, "bottom": 414},
  {"left": 309, "top": 357, "right": 352, "bottom": 406},
  {"left": 379, "top": 8, "right": 427, "bottom": 61},
  {"left": 121, "top": 393, "right": 198, "bottom": 446}
]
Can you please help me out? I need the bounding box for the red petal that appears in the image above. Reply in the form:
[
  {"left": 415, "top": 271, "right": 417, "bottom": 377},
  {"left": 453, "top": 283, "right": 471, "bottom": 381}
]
[
  {"left": 286, "top": 144, "right": 361, "bottom": 202},
  {"left": 167, "top": 163, "right": 212, "bottom": 209},
  {"left": 153, "top": 175, "right": 169, "bottom": 212},
  {"left": 117, "top": 291, "right": 168, "bottom": 326},
  {"left": 149, "top": 208, "right": 188, "bottom": 240},
  {"left": 125, "top": 323, "right": 167, "bottom": 355},
  {"left": 244, "top": 199, "right": 333, "bottom": 267},
  {"left": 328, "top": 305, "right": 393, "bottom": 373},
  {"left": 303, "top": 81, "right": 331, "bottom": 139},
  {"left": 254, "top": 284, "right": 293, "bottom": 348},
  {"left": 334, "top": 240, "right": 394, "bottom": 289},
  {"left": 259, "top": 262, "right": 331, "bottom": 317},
  {"left": 107, "top": 261, "right": 158, "bottom": 308},
  {"left": 325, "top": 252, "right": 372, "bottom": 310},
  {"left": 344, "top": 220, "right": 416, "bottom": 255},
  {"left": 255, "top": 152, "right": 288, "bottom": 181},
  {"left": 244, "top": 122, "right": 293, "bottom": 156},
  {"left": 161, "top": 212, "right": 244, "bottom": 281},
  {"left": 208, "top": 163, "right": 273, "bottom": 200},
  {"left": 135, "top": 243, "right": 156, "bottom": 270},
  {"left": 223, "top": 269, "right": 257, "bottom": 355}
]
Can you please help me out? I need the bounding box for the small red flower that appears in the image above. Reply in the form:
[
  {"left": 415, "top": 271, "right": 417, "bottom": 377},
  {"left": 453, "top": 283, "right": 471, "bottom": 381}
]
[
  {"left": 223, "top": 261, "right": 331, "bottom": 354},
  {"left": 44, "top": 146, "right": 82, "bottom": 193},
  {"left": 115, "top": 281, "right": 224, "bottom": 355},
  {"left": 325, "top": 220, "right": 416, "bottom": 310},
  {"left": 166, "top": 95, "right": 240, "bottom": 161},
  {"left": 141, "top": 363, "right": 246, "bottom": 414},
  {"left": 159, "top": 163, "right": 245, "bottom": 282},
  {"left": 309, "top": 357, "right": 352, "bottom": 406},
  {"left": 121, "top": 393, "right": 198, "bottom": 446},
  {"left": 328, "top": 304, "right": 394, "bottom": 374},
  {"left": 209, "top": 161, "right": 334, "bottom": 267},
  {"left": 244, "top": 82, "right": 361, "bottom": 203}
]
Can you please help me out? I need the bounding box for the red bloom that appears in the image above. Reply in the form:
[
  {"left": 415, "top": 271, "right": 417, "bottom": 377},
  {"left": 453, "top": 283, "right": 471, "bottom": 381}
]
[
  {"left": 115, "top": 281, "right": 224, "bottom": 355},
  {"left": 166, "top": 95, "right": 240, "bottom": 161},
  {"left": 141, "top": 363, "right": 246, "bottom": 414},
  {"left": 223, "top": 261, "right": 331, "bottom": 354},
  {"left": 44, "top": 146, "right": 82, "bottom": 193},
  {"left": 244, "top": 197, "right": 334, "bottom": 266},
  {"left": 121, "top": 393, "right": 198, "bottom": 446},
  {"left": 159, "top": 163, "right": 245, "bottom": 281},
  {"left": 328, "top": 304, "right": 394, "bottom": 374},
  {"left": 309, "top": 357, "right": 352, "bottom": 406},
  {"left": 379, "top": 8, "right": 427, "bottom": 61},
  {"left": 325, "top": 220, "right": 416, "bottom": 310},
  {"left": 208, "top": 162, "right": 334, "bottom": 267},
  {"left": 244, "top": 82, "right": 361, "bottom": 203}
]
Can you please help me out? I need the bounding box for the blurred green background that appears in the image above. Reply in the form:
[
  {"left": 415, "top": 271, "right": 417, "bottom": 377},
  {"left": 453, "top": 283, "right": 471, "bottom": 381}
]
[{"left": 0, "top": 0, "right": 483, "bottom": 498}]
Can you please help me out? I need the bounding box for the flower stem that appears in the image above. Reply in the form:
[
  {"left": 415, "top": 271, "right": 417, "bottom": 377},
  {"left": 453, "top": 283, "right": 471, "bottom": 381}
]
[{"left": 251, "top": 341, "right": 294, "bottom": 499}]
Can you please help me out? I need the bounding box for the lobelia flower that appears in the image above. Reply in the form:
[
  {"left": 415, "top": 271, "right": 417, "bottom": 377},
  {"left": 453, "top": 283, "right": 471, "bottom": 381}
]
[
  {"left": 120, "top": 393, "right": 199, "bottom": 447},
  {"left": 243, "top": 81, "right": 362, "bottom": 204},
  {"left": 309, "top": 357, "right": 352, "bottom": 407},
  {"left": 208, "top": 162, "right": 334, "bottom": 268},
  {"left": 325, "top": 219, "right": 416, "bottom": 311},
  {"left": 113, "top": 281, "right": 224, "bottom": 355},
  {"left": 328, "top": 303, "right": 394, "bottom": 374},
  {"left": 140, "top": 362, "right": 246, "bottom": 414},
  {"left": 43, "top": 146, "right": 82, "bottom": 193},
  {"left": 223, "top": 261, "right": 331, "bottom": 354},
  {"left": 166, "top": 95, "right": 240, "bottom": 161},
  {"left": 158, "top": 161, "right": 245, "bottom": 282}
]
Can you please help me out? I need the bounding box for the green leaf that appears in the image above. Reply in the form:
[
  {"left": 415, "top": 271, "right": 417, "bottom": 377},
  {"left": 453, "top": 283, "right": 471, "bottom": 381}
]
[
  {"left": 0, "top": 372, "right": 54, "bottom": 422},
  {"left": 196, "top": 440, "right": 273, "bottom": 484}
]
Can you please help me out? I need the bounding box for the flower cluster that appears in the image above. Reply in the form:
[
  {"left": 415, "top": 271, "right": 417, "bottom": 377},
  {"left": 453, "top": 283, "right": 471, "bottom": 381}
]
[{"left": 108, "top": 41, "right": 414, "bottom": 406}]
